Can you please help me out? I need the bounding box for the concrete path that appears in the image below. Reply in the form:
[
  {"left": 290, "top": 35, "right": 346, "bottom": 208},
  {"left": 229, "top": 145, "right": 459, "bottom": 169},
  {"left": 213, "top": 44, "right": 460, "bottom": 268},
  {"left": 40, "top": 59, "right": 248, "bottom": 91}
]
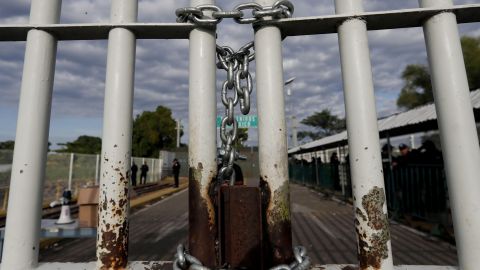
[{"left": 40, "top": 184, "right": 458, "bottom": 266}]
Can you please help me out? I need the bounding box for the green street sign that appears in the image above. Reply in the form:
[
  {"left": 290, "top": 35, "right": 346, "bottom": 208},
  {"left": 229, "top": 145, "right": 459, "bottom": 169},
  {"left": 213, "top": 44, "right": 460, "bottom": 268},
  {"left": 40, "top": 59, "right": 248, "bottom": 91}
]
[{"left": 216, "top": 115, "right": 258, "bottom": 128}]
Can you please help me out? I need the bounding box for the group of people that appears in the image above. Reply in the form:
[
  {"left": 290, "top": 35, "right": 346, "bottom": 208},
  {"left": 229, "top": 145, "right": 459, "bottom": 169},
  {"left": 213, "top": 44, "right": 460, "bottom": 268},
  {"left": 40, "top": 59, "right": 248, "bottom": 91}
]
[
  {"left": 130, "top": 162, "right": 150, "bottom": 186},
  {"left": 382, "top": 140, "right": 443, "bottom": 167},
  {"left": 130, "top": 159, "right": 181, "bottom": 188}
]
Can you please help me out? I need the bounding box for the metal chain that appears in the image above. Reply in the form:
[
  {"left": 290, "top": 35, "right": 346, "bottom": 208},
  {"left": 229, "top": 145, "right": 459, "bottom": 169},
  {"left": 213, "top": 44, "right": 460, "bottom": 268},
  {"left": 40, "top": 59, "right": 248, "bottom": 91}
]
[
  {"left": 175, "top": 0, "right": 294, "bottom": 26},
  {"left": 173, "top": 244, "right": 310, "bottom": 270},
  {"left": 216, "top": 41, "right": 254, "bottom": 183},
  {"left": 174, "top": 2, "right": 299, "bottom": 269}
]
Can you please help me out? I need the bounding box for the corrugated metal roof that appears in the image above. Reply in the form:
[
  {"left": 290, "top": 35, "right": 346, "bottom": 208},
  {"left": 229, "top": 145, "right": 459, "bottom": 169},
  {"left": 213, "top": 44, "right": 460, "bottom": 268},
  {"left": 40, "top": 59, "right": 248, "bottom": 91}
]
[{"left": 289, "top": 89, "right": 480, "bottom": 154}]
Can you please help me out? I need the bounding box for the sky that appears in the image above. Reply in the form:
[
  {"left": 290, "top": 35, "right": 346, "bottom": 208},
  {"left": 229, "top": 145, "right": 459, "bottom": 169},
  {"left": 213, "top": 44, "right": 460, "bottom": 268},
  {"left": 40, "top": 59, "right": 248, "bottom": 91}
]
[{"left": 0, "top": 0, "right": 479, "bottom": 150}]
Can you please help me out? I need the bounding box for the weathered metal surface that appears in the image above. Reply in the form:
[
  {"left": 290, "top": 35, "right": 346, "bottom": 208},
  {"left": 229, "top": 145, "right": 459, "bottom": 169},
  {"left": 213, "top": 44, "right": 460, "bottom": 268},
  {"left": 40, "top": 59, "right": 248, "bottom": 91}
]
[
  {"left": 187, "top": 0, "right": 218, "bottom": 267},
  {"left": 420, "top": 0, "right": 480, "bottom": 268},
  {"left": 254, "top": 0, "right": 294, "bottom": 266},
  {"left": 96, "top": 0, "right": 137, "bottom": 269},
  {"left": 335, "top": 0, "right": 393, "bottom": 269},
  {"left": 256, "top": 4, "right": 480, "bottom": 37},
  {"left": 355, "top": 187, "right": 390, "bottom": 269},
  {"left": 0, "top": 1, "right": 61, "bottom": 269},
  {"left": 260, "top": 178, "right": 293, "bottom": 266},
  {"left": 218, "top": 186, "right": 262, "bottom": 269},
  {"left": 188, "top": 165, "right": 217, "bottom": 267}
]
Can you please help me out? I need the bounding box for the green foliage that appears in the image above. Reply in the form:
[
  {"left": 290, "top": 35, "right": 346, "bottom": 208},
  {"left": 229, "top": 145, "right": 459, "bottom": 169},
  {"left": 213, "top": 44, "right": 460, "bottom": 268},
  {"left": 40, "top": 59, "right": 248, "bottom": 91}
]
[
  {"left": 462, "top": 36, "right": 480, "bottom": 91},
  {"left": 57, "top": 135, "right": 102, "bottom": 154},
  {"left": 300, "top": 109, "right": 345, "bottom": 140},
  {"left": 235, "top": 128, "right": 249, "bottom": 148},
  {"left": 0, "top": 141, "right": 51, "bottom": 153},
  {"left": 397, "top": 65, "right": 433, "bottom": 110},
  {"left": 0, "top": 140, "right": 14, "bottom": 150},
  {"left": 397, "top": 35, "right": 480, "bottom": 110},
  {"left": 132, "top": 106, "right": 177, "bottom": 157}
]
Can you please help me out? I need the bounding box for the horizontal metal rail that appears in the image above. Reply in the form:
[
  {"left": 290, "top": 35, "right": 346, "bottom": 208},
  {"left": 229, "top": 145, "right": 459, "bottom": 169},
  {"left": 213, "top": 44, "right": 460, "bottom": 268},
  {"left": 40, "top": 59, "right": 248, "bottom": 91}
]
[
  {"left": 260, "top": 4, "right": 480, "bottom": 36},
  {"left": 9, "top": 262, "right": 459, "bottom": 270},
  {"left": 0, "top": 5, "right": 479, "bottom": 41},
  {"left": 0, "top": 23, "right": 197, "bottom": 41}
]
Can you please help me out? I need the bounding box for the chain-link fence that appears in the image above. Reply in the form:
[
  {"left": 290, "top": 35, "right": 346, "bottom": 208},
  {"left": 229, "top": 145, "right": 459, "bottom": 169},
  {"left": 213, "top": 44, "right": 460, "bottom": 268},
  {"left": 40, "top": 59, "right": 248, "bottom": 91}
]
[{"left": 0, "top": 150, "right": 162, "bottom": 211}]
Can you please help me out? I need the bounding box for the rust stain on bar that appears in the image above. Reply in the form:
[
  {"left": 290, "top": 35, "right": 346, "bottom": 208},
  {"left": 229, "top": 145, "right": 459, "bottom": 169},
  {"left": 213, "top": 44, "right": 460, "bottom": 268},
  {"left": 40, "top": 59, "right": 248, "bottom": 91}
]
[
  {"left": 218, "top": 186, "right": 263, "bottom": 269},
  {"left": 260, "top": 178, "right": 294, "bottom": 267},
  {"left": 189, "top": 163, "right": 217, "bottom": 268},
  {"left": 355, "top": 186, "right": 390, "bottom": 270},
  {"left": 97, "top": 154, "right": 130, "bottom": 270}
]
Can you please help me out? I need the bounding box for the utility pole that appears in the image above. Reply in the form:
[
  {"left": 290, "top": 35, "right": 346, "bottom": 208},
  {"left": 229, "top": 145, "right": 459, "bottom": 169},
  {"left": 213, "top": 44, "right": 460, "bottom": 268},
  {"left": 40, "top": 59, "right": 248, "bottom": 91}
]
[{"left": 176, "top": 119, "right": 181, "bottom": 148}]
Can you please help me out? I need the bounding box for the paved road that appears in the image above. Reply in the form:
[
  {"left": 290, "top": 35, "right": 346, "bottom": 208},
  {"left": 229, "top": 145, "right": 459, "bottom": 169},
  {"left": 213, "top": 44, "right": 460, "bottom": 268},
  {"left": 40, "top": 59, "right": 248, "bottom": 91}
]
[{"left": 40, "top": 184, "right": 458, "bottom": 265}]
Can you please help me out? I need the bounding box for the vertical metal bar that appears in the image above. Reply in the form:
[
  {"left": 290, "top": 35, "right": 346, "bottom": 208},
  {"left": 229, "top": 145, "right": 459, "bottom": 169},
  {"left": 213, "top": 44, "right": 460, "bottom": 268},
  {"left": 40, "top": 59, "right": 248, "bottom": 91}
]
[
  {"left": 255, "top": 0, "right": 293, "bottom": 265},
  {"left": 68, "top": 153, "right": 74, "bottom": 190},
  {"left": 188, "top": 0, "right": 217, "bottom": 267},
  {"left": 95, "top": 154, "right": 100, "bottom": 185},
  {"left": 96, "top": 0, "right": 137, "bottom": 268},
  {"left": 335, "top": 1, "right": 394, "bottom": 269},
  {"left": 419, "top": 0, "right": 480, "bottom": 267},
  {"left": 1, "top": 1, "right": 61, "bottom": 269},
  {"left": 151, "top": 159, "right": 154, "bottom": 183}
]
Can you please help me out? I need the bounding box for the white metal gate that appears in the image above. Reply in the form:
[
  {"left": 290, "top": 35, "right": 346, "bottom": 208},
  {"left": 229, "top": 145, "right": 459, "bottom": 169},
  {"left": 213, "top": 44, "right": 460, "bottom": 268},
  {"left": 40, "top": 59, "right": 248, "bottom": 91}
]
[{"left": 0, "top": 0, "right": 480, "bottom": 269}]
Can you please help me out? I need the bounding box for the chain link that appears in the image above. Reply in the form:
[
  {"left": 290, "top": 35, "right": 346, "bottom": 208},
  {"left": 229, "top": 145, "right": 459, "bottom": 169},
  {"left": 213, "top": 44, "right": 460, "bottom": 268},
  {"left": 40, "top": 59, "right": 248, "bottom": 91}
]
[
  {"left": 175, "top": 0, "right": 294, "bottom": 26},
  {"left": 174, "top": 244, "right": 310, "bottom": 270},
  {"left": 216, "top": 41, "right": 254, "bottom": 182},
  {"left": 173, "top": 2, "right": 298, "bottom": 269}
]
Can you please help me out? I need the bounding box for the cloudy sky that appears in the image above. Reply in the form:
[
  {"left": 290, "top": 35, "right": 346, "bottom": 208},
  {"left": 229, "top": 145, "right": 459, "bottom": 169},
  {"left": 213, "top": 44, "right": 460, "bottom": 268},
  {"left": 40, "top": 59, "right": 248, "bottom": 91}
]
[{"left": 0, "top": 0, "right": 479, "bottom": 149}]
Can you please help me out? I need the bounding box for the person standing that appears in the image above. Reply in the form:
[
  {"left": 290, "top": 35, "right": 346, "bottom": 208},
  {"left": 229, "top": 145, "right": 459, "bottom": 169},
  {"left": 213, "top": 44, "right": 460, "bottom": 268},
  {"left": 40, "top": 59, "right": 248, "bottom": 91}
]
[
  {"left": 131, "top": 162, "right": 138, "bottom": 186},
  {"left": 140, "top": 162, "right": 149, "bottom": 185},
  {"left": 330, "top": 152, "right": 340, "bottom": 191},
  {"left": 172, "top": 158, "right": 181, "bottom": 188}
]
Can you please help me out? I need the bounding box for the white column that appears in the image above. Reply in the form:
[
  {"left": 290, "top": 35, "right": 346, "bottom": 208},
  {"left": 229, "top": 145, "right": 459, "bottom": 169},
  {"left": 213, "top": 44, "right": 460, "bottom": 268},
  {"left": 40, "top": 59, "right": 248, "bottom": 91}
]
[
  {"left": 420, "top": 0, "right": 480, "bottom": 268},
  {"left": 67, "top": 153, "right": 74, "bottom": 190},
  {"left": 335, "top": 0, "right": 393, "bottom": 269},
  {"left": 1, "top": 1, "right": 61, "bottom": 269},
  {"left": 255, "top": 0, "right": 293, "bottom": 265},
  {"left": 96, "top": 0, "right": 137, "bottom": 268},
  {"left": 187, "top": 0, "right": 217, "bottom": 267}
]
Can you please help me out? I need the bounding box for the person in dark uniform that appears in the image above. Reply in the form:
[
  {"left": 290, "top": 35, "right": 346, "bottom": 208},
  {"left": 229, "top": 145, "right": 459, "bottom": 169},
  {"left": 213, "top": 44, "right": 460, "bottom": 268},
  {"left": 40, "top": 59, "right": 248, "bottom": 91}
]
[
  {"left": 140, "top": 162, "right": 149, "bottom": 185},
  {"left": 131, "top": 162, "right": 138, "bottom": 186},
  {"left": 172, "top": 159, "right": 181, "bottom": 188}
]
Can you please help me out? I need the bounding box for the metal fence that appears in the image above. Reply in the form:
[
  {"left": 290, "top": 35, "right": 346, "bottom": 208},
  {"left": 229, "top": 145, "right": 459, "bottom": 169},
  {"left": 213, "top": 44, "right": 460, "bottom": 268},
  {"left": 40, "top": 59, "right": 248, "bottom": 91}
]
[
  {"left": 1, "top": 0, "right": 480, "bottom": 269},
  {"left": 289, "top": 160, "right": 450, "bottom": 227},
  {"left": 0, "top": 150, "right": 162, "bottom": 212}
]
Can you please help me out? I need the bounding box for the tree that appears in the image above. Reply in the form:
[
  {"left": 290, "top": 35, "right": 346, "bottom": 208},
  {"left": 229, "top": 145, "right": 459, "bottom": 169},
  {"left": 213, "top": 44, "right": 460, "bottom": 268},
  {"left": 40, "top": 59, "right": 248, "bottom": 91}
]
[
  {"left": 132, "top": 106, "right": 177, "bottom": 157},
  {"left": 57, "top": 136, "right": 102, "bottom": 154},
  {"left": 396, "top": 64, "right": 433, "bottom": 110},
  {"left": 462, "top": 36, "right": 480, "bottom": 90},
  {"left": 397, "top": 35, "right": 480, "bottom": 110},
  {"left": 0, "top": 140, "right": 15, "bottom": 150},
  {"left": 299, "top": 109, "right": 346, "bottom": 140},
  {"left": 0, "top": 140, "right": 51, "bottom": 151},
  {"left": 235, "top": 128, "right": 248, "bottom": 148}
]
